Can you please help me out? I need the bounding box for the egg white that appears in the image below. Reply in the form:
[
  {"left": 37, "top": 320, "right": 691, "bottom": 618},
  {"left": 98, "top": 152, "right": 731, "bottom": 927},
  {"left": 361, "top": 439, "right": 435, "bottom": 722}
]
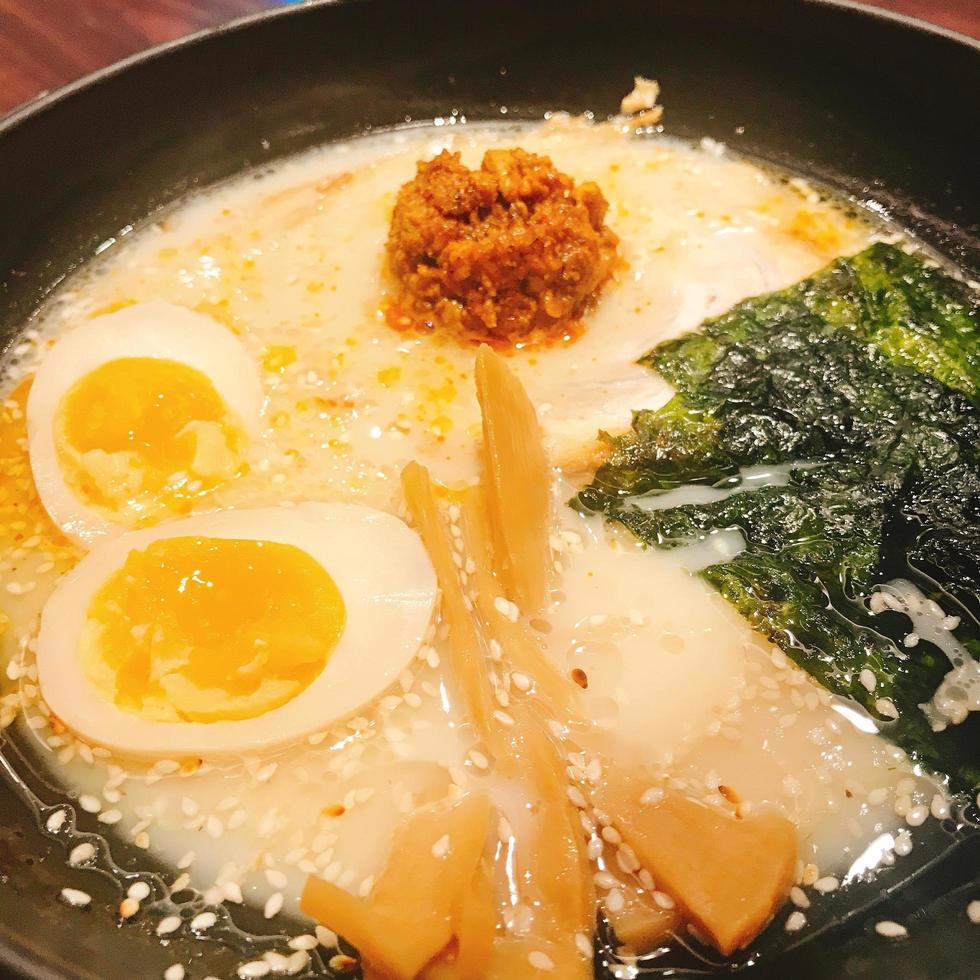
[
  {"left": 35, "top": 503, "right": 437, "bottom": 758},
  {"left": 27, "top": 301, "right": 265, "bottom": 547}
]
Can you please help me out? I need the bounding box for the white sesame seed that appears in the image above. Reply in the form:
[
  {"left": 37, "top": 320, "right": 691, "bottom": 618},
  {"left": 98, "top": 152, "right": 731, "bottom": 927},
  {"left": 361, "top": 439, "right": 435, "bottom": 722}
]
[
  {"left": 206, "top": 815, "right": 224, "bottom": 838},
  {"left": 785, "top": 911, "right": 807, "bottom": 932},
  {"left": 493, "top": 709, "right": 515, "bottom": 726},
  {"left": 265, "top": 869, "right": 288, "bottom": 890},
  {"left": 264, "top": 892, "right": 284, "bottom": 919},
  {"left": 653, "top": 890, "right": 676, "bottom": 910},
  {"left": 98, "top": 809, "right": 123, "bottom": 825},
  {"left": 119, "top": 897, "right": 140, "bottom": 919},
  {"left": 528, "top": 951, "right": 555, "bottom": 971},
  {"left": 127, "top": 881, "right": 151, "bottom": 900},
  {"left": 177, "top": 851, "right": 195, "bottom": 870},
  {"left": 164, "top": 965, "right": 185, "bottom": 980},
  {"left": 875, "top": 920, "right": 908, "bottom": 939},
  {"left": 69, "top": 842, "right": 96, "bottom": 866},
  {"left": 638, "top": 869, "right": 655, "bottom": 891},
  {"left": 813, "top": 876, "right": 839, "bottom": 894},
  {"left": 967, "top": 900, "right": 980, "bottom": 924},
  {"left": 875, "top": 698, "right": 899, "bottom": 719},
  {"left": 61, "top": 888, "right": 91, "bottom": 907},
  {"left": 156, "top": 916, "right": 181, "bottom": 937},
  {"left": 78, "top": 794, "right": 101, "bottom": 814},
  {"left": 432, "top": 834, "right": 451, "bottom": 858},
  {"left": 45, "top": 810, "right": 67, "bottom": 833},
  {"left": 930, "top": 795, "right": 950, "bottom": 820},
  {"left": 601, "top": 826, "right": 622, "bottom": 846},
  {"left": 640, "top": 787, "right": 664, "bottom": 806},
  {"left": 262, "top": 952, "right": 290, "bottom": 972},
  {"left": 237, "top": 962, "right": 271, "bottom": 979},
  {"left": 905, "top": 805, "right": 929, "bottom": 827},
  {"left": 468, "top": 750, "right": 489, "bottom": 770},
  {"left": 894, "top": 830, "right": 913, "bottom": 856},
  {"left": 133, "top": 831, "right": 150, "bottom": 849},
  {"left": 790, "top": 886, "right": 810, "bottom": 909},
  {"left": 511, "top": 672, "right": 531, "bottom": 692},
  {"left": 575, "top": 932, "right": 592, "bottom": 957},
  {"left": 867, "top": 788, "right": 888, "bottom": 806},
  {"left": 288, "top": 935, "right": 318, "bottom": 951},
  {"left": 567, "top": 786, "right": 587, "bottom": 809},
  {"left": 859, "top": 669, "right": 877, "bottom": 692},
  {"left": 285, "top": 950, "right": 310, "bottom": 975},
  {"left": 223, "top": 881, "right": 244, "bottom": 904},
  {"left": 315, "top": 925, "right": 338, "bottom": 948},
  {"left": 191, "top": 912, "right": 217, "bottom": 931},
  {"left": 594, "top": 870, "right": 618, "bottom": 890},
  {"left": 606, "top": 887, "right": 625, "bottom": 913}
]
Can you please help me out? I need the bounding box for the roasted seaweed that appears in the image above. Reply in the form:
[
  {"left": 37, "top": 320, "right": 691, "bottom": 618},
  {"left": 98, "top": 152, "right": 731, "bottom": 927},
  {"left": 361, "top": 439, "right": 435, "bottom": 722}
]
[{"left": 577, "top": 243, "right": 980, "bottom": 788}]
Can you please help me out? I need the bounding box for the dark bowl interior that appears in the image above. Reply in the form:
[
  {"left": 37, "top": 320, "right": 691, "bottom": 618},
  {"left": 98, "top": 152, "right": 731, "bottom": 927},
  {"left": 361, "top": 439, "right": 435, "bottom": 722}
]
[{"left": 0, "top": 1, "right": 977, "bottom": 977}]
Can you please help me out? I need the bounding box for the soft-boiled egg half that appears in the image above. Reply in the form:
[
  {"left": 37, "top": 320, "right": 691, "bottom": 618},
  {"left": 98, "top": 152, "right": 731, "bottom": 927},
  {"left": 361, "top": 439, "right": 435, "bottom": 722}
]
[
  {"left": 27, "top": 302, "right": 264, "bottom": 546},
  {"left": 35, "top": 503, "right": 437, "bottom": 758}
]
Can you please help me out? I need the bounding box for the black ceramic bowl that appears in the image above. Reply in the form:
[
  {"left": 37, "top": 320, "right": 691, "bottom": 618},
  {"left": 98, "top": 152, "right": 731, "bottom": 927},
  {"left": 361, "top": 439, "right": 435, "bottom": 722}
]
[{"left": 0, "top": 1, "right": 977, "bottom": 977}]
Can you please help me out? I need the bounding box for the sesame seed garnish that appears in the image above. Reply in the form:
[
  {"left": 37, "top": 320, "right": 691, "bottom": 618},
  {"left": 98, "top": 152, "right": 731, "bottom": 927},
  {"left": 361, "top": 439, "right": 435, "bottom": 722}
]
[
  {"left": 606, "top": 888, "right": 625, "bottom": 913},
  {"left": 315, "top": 925, "right": 338, "bottom": 948},
  {"left": 98, "top": 809, "right": 122, "bottom": 825},
  {"left": 78, "top": 794, "right": 101, "bottom": 814},
  {"left": 284, "top": 950, "right": 310, "bottom": 974},
  {"left": 205, "top": 816, "right": 224, "bottom": 838},
  {"left": 593, "top": 870, "right": 618, "bottom": 890},
  {"left": 262, "top": 952, "right": 290, "bottom": 973},
  {"left": 801, "top": 863, "right": 820, "bottom": 886},
  {"left": 967, "top": 900, "right": 980, "bottom": 924},
  {"left": 785, "top": 910, "right": 807, "bottom": 932},
  {"left": 930, "top": 794, "right": 950, "bottom": 820},
  {"left": 156, "top": 915, "right": 181, "bottom": 936},
  {"left": 813, "top": 876, "right": 839, "bottom": 894},
  {"left": 875, "top": 698, "right": 899, "bottom": 719},
  {"left": 163, "top": 965, "right": 185, "bottom": 980},
  {"left": 432, "top": 834, "right": 451, "bottom": 858},
  {"left": 875, "top": 920, "right": 908, "bottom": 939},
  {"left": 894, "top": 830, "right": 913, "bottom": 856},
  {"left": 263, "top": 892, "right": 284, "bottom": 919},
  {"left": 288, "top": 934, "right": 318, "bottom": 951},
  {"left": 652, "top": 890, "right": 675, "bottom": 910},
  {"left": 176, "top": 851, "right": 195, "bottom": 870},
  {"left": 790, "top": 886, "right": 810, "bottom": 908},
  {"left": 127, "top": 881, "right": 151, "bottom": 901},
  {"left": 170, "top": 872, "right": 190, "bottom": 894},
  {"left": 60, "top": 887, "right": 91, "bottom": 908},
  {"left": 905, "top": 805, "right": 929, "bottom": 827},
  {"left": 327, "top": 953, "right": 359, "bottom": 972},
  {"left": 867, "top": 787, "right": 888, "bottom": 806},
  {"left": 119, "top": 897, "right": 139, "bottom": 919},
  {"left": 69, "top": 842, "right": 96, "bottom": 866},
  {"left": 223, "top": 881, "right": 244, "bottom": 904},
  {"left": 640, "top": 787, "right": 664, "bottom": 806},
  {"left": 567, "top": 786, "right": 587, "bottom": 809},
  {"left": 528, "top": 950, "right": 555, "bottom": 971},
  {"left": 858, "top": 669, "right": 877, "bottom": 692},
  {"left": 191, "top": 912, "right": 217, "bottom": 931},
  {"left": 237, "top": 961, "right": 271, "bottom": 978},
  {"left": 45, "top": 809, "right": 67, "bottom": 833},
  {"left": 265, "top": 868, "right": 288, "bottom": 890}
]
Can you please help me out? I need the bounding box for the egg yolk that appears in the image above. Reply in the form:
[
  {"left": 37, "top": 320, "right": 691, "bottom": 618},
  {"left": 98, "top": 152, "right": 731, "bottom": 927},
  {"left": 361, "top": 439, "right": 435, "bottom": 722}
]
[
  {"left": 81, "top": 536, "right": 346, "bottom": 724},
  {"left": 55, "top": 357, "right": 247, "bottom": 526}
]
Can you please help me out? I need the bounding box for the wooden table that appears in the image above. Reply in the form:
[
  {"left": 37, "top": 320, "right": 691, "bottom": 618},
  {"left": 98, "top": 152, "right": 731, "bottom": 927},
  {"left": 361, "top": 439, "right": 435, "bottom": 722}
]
[{"left": 0, "top": 0, "right": 977, "bottom": 116}]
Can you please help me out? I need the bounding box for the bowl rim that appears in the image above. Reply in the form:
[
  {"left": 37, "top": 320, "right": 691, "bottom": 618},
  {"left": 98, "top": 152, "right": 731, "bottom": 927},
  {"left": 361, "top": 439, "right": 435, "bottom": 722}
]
[{"left": 0, "top": 0, "right": 977, "bottom": 136}]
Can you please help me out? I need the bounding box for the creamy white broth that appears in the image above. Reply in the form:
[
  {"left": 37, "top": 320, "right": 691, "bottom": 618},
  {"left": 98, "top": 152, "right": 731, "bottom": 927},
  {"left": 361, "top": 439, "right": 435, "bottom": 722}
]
[{"left": 0, "top": 120, "right": 944, "bottom": 965}]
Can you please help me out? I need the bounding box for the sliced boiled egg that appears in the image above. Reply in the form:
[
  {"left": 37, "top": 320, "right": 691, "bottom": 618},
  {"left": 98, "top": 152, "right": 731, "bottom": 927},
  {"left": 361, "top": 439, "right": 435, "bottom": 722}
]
[
  {"left": 27, "top": 302, "right": 264, "bottom": 546},
  {"left": 35, "top": 503, "right": 436, "bottom": 758}
]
